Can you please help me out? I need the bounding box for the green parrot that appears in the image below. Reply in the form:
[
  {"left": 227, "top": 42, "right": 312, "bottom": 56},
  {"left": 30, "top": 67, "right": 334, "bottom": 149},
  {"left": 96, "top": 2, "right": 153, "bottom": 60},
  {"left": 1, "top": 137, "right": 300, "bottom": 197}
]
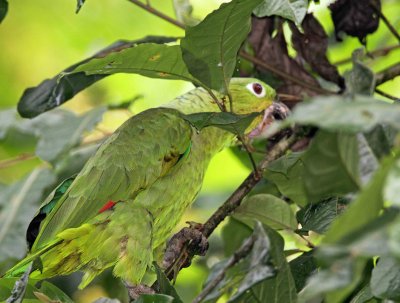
[{"left": 4, "top": 78, "right": 282, "bottom": 291}]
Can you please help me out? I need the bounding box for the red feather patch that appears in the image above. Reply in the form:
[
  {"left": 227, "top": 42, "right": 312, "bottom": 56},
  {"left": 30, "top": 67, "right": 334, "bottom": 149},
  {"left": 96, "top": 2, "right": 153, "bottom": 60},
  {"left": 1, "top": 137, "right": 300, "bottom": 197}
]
[{"left": 98, "top": 200, "right": 116, "bottom": 213}]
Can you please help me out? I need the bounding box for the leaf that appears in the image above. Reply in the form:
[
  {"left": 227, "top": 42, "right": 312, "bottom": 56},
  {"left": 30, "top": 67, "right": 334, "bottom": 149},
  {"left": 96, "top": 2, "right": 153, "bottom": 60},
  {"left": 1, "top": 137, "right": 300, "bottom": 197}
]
[
  {"left": 229, "top": 223, "right": 275, "bottom": 301},
  {"left": 323, "top": 154, "right": 396, "bottom": 244},
  {"left": 0, "top": 109, "right": 18, "bottom": 139},
  {"left": 0, "top": 278, "right": 40, "bottom": 302},
  {"left": 6, "top": 264, "right": 32, "bottom": 303},
  {"left": 153, "top": 263, "right": 183, "bottom": 303},
  {"left": 221, "top": 218, "right": 252, "bottom": 257},
  {"left": 284, "top": 95, "right": 400, "bottom": 133},
  {"left": 254, "top": 0, "right": 308, "bottom": 26},
  {"left": 181, "top": 0, "right": 263, "bottom": 93},
  {"left": 344, "top": 49, "right": 375, "bottom": 95},
  {"left": 297, "top": 197, "right": 347, "bottom": 234},
  {"left": 329, "top": 0, "right": 380, "bottom": 44},
  {"left": 234, "top": 194, "right": 298, "bottom": 230},
  {"left": 29, "top": 107, "right": 106, "bottom": 162},
  {"left": 265, "top": 152, "right": 308, "bottom": 207},
  {"left": 18, "top": 36, "right": 177, "bottom": 118},
  {"left": 384, "top": 158, "right": 400, "bottom": 206},
  {"left": 350, "top": 285, "right": 377, "bottom": 303},
  {"left": 371, "top": 257, "right": 400, "bottom": 300},
  {"left": 135, "top": 294, "right": 175, "bottom": 303},
  {"left": 0, "top": 168, "right": 56, "bottom": 262},
  {"left": 358, "top": 134, "right": 379, "bottom": 185},
  {"left": 74, "top": 43, "right": 200, "bottom": 84},
  {"left": 289, "top": 252, "right": 317, "bottom": 292},
  {"left": 173, "top": 0, "right": 199, "bottom": 26},
  {"left": 0, "top": 0, "right": 7, "bottom": 23},
  {"left": 364, "top": 125, "right": 396, "bottom": 159},
  {"left": 302, "top": 131, "right": 360, "bottom": 202},
  {"left": 182, "top": 111, "right": 261, "bottom": 135},
  {"left": 238, "top": 226, "right": 297, "bottom": 303},
  {"left": 91, "top": 298, "right": 121, "bottom": 303},
  {"left": 36, "top": 282, "right": 73, "bottom": 303}
]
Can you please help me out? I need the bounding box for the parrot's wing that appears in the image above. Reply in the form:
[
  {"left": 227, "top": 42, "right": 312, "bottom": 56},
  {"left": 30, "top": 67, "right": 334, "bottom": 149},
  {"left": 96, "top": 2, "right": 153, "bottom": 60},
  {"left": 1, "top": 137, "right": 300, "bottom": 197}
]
[{"left": 32, "top": 108, "right": 192, "bottom": 251}]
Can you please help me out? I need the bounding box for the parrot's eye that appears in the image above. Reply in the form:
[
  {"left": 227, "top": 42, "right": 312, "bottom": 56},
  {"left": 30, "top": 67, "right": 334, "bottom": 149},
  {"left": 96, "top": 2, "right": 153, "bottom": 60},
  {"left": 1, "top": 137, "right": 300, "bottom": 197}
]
[{"left": 246, "top": 82, "right": 266, "bottom": 98}]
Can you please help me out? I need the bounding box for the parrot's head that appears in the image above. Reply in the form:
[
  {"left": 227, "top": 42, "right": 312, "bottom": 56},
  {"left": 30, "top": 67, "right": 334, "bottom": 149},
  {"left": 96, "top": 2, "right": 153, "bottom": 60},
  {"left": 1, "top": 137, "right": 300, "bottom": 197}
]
[{"left": 229, "top": 78, "right": 289, "bottom": 138}]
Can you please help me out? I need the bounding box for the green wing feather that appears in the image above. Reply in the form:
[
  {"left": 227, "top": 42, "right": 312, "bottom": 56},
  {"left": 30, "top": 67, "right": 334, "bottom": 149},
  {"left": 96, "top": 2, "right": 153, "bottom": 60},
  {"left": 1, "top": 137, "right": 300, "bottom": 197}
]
[{"left": 32, "top": 108, "right": 192, "bottom": 251}]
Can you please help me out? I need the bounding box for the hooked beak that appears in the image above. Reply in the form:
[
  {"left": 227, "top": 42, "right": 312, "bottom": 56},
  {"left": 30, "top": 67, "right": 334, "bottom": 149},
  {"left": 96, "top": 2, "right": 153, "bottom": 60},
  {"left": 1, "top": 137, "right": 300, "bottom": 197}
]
[{"left": 247, "top": 102, "right": 290, "bottom": 138}]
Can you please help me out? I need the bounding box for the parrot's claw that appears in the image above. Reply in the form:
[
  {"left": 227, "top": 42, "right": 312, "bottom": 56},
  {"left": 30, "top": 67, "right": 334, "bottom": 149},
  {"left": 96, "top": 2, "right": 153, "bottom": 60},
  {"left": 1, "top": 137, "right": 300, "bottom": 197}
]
[
  {"left": 123, "top": 281, "right": 155, "bottom": 301},
  {"left": 163, "top": 223, "right": 209, "bottom": 271}
]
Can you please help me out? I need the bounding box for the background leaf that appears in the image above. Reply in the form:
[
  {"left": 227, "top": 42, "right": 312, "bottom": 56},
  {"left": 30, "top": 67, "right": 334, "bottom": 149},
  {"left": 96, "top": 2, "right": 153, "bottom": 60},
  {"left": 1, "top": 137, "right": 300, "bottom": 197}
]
[{"left": 253, "top": 0, "right": 308, "bottom": 26}]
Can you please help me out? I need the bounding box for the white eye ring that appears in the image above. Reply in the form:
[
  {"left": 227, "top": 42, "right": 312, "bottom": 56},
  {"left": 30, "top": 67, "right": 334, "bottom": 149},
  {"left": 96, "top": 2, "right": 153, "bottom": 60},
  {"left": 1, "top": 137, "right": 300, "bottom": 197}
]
[{"left": 246, "top": 82, "right": 266, "bottom": 98}]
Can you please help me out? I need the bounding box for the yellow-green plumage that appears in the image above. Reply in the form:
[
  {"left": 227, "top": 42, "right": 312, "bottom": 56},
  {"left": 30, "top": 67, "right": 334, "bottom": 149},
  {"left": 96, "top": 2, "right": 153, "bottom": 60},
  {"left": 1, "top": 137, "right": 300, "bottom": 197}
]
[{"left": 5, "top": 78, "right": 275, "bottom": 288}]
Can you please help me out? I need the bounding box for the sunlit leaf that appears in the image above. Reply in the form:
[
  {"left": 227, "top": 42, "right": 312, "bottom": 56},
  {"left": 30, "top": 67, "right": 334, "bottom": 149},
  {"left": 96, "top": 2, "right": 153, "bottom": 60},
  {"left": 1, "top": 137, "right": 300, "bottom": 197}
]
[
  {"left": 234, "top": 194, "right": 298, "bottom": 230},
  {"left": 18, "top": 37, "right": 177, "bottom": 118},
  {"left": 0, "top": 168, "right": 56, "bottom": 262},
  {"left": 181, "top": 0, "right": 263, "bottom": 93},
  {"left": 302, "top": 131, "right": 360, "bottom": 202},
  {"left": 253, "top": 0, "right": 308, "bottom": 26}
]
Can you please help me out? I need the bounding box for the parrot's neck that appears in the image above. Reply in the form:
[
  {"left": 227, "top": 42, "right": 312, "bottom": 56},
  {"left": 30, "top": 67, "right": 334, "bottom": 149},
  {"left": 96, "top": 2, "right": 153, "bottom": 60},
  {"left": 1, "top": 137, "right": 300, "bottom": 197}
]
[{"left": 164, "top": 87, "right": 235, "bottom": 156}]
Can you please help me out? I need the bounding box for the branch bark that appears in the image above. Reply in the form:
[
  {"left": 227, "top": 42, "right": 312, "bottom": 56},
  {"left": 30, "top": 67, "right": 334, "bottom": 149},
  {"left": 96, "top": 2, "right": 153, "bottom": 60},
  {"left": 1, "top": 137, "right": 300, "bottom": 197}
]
[{"left": 375, "top": 62, "right": 400, "bottom": 86}]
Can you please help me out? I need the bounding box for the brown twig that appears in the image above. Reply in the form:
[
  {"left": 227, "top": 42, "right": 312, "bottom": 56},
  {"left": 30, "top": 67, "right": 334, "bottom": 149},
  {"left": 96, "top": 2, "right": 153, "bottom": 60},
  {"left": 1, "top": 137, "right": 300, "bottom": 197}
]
[
  {"left": 375, "top": 62, "right": 400, "bottom": 86},
  {"left": 333, "top": 44, "right": 400, "bottom": 66},
  {"left": 192, "top": 235, "right": 256, "bottom": 303},
  {"left": 375, "top": 88, "right": 400, "bottom": 102},
  {"left": 370, "top": 2, "right": 400, "bottom": 43}
]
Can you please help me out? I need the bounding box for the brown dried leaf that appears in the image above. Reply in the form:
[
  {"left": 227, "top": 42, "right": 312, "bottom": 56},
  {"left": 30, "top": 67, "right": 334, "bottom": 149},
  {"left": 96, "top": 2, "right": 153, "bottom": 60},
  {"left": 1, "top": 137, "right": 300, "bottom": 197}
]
[
  {"left": 248, "top": 17, "right": 321, "bottom": 97},
  {"left": 290, "top": 14, "right": 345, "bottom": 90},
  {"left": 329, "top": 0, "right": 381, "bottom": 44}
]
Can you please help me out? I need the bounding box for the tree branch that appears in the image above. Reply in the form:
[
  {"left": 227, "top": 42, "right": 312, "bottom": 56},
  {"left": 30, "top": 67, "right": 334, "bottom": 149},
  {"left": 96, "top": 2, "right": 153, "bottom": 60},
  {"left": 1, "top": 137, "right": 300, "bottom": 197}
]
[
  {"left": 375, "top": 62, "right": 400, "bottom": 86},
  {"left": 370, "top": 2, "right": 400, "bottom": 43},
  {"left": 333, "top": 44, "right": 400, "bottom": 66},
  {"left": 375, "top": 88, "right": 400, "bottom": 102}
]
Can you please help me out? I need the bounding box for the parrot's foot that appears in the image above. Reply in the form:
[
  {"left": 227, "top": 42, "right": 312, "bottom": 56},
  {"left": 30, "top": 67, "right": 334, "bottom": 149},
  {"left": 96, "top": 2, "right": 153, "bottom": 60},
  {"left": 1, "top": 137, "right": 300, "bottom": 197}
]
[
  {"left": 123, "top": 281, "right": 155, "bottom": 301},
  {"left": 163, "top": 222, "right": 209, "bottom": 271}
]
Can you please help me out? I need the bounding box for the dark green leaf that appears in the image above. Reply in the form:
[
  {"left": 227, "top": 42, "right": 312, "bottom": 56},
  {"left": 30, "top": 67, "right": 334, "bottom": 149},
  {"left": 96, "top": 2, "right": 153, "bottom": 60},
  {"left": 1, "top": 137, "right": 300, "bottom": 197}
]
[
  {"left": 221, "top": 218, "right": 252, "bottom": 257},
  {"left": 344, "top": 49, "right": 375, "bottom": 95},
  {"left": 371, "top": 257, "right": 400, "bottom": 300},
  {"left": 323, "top": 154, "right": 396, "bottom": 244},
  {"left": 234, "top": 194, "right": 297, "bottom": 230},
  {"left": 0, "top": 169, "right": 56, "bottom": 262},
  {"left": 74, "top": 43, "right": 199, "bottom": 84},
  {"left": 0, "top": 0, "right": 7, "bottom": 23},
  {"left": 237, "top": 226, "right": 297, "bottom": 303},
  {"left": 350, "top": 285, "right": 377, "bottom": 303},
  {"left": 181, "top": 0, "right": 263, "bottom": 93},
  {"left": 18, "top": 37, "right": 177, "bottom": 118},
  {"left": 265, "top": 152, "right": 308, "bottom": 207},
  {"left": 364, "top": 125, "right": 396, "bottom": 159},
  {"left": 36, "top": 281, "right": 74, "bottom": 303},
  {"left": 153, "top": 263, "right": 183, "bottom": 303},
  {"left": 302, "top": 131, "right": 360, "bottom": 202},
  {"left": 289, "top": 252, "right": 317, "bottom": 292},
  {"left": 229, "top": 223, "right": 276, "bottom": 301},
  {"left": 297, "top": 197, "right": 347, "bottom": 234},
  {"left": 182, "top": 111, "right": 260, "bottom": 135},
  {"left": 135, "top": 294, "right": 175, "bottom": 303},
  {"left": 253, "top": 0, "right": 308, "bottom": 26}
]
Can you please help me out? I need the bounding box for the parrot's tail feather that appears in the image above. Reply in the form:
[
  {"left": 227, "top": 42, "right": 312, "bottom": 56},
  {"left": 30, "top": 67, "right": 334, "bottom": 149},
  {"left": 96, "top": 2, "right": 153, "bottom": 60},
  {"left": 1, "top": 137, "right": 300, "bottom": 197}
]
[{"left": 3, "top": 239, "right": 63, "bottom": 278}]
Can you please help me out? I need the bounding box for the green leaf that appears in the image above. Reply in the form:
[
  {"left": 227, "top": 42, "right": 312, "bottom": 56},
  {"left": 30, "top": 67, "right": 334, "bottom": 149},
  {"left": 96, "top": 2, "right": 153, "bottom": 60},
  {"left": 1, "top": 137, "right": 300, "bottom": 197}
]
[
  {"left": 302, "top": 131, "right": 360, "bottom": 202},
  {"left": 0, "top": 109, "right": 18, "bottom": 139},
  {"left": 0, "top": 0, "right": 7, "bottom": 23},
  {"left": 229, "top": 223, "right": 276, "bottom": 301},
  {"left": 173, "top": 0, "right": 199, "bottom": 26},
  {"left": 35, "top": 281, "right": 74, "bottom": 303},
  {"left": 135, "top": 294, "right": 175, "bottom": 303},
  {"left": 0, "top": 278, "right": 40, "bottom": 302},
  {"left": 18, "top": 37, "right": 177, "bottom": 118},
  {"left": 253, "top": 0, "right": 308, "bottom": 26},
  {"left": 284, "top": 95, "right": 400, "bottom": 133},
  {"left": 181, "top": 0, "right": 263, "bottom": 93},
  {"left": 30, "top": 107, "right": 105, "bottom": 162},
  {"left": 384, "top": 158, "right": 400, "bottom": 206},
  {"left": 221, "top": 218, "right": 252, "bottom": 257},
  {"left": 238, "top": 226, "right": 297, "bottom": 303},
  {"left": 0, "top": 168, "right": 56, "bottom": 262},
  {"left": 364, "top": 125, "right": 396, "bottom": 159},
  {"left": 153, "top": 263, "right": 183, "bottom": 303},
  {"left": 350, "top": 285, "right": 377, "bottom": 303},
  {"left": 297, "top": 197, "right": 347, "bottom": 234},
  {"left": 74, "top": 43, "right": 199, "bottom": 84},
  {"left": 234, "top": 194, "right": 298, "bottom": 230},
  {"left": 358, "top": 134, "right": 379, "bottom": 185},
  {"left": 265, "top": 152, "right": 308, "bottom": 207},
  {"left": 289, "top": 252, "right": 317, "bottom": 292},
  {"left": 344, "top": 49, "right": 375, "bottom": 96},
  {"left": 370, "top": 257, "right": 400, "bottom": 300},
  {"left": 323, "top": 154, "right": 396, "bottom": 244},
  {"left": 182, "top": 111, "right": 260, "bottom": 135}
]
